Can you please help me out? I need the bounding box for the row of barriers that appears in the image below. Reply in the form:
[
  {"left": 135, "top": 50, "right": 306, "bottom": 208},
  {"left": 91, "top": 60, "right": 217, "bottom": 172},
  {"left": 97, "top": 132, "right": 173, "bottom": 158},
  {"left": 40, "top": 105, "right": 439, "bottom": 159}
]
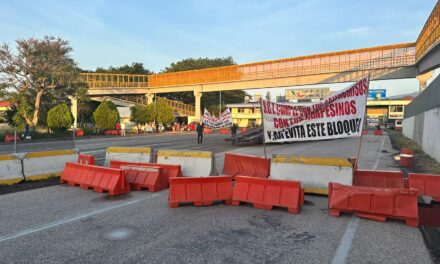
[
  {"left": 3, "top": 145, "right": 439, "bottom": 227},
  {"left": 0, "top": 150, "right": 78, "bottom": 185}
]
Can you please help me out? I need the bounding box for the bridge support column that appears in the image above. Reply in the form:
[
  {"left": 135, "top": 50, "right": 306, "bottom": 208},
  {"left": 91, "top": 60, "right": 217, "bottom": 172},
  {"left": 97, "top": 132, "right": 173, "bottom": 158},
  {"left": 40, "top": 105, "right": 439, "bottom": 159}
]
[
  {"left": 194, "top": 90, "right": 203, "bottom": 120},
  {"left": 146, "top": 93, "right": 155, "bottom": 104},
  {"left": 417, "top": 71, "right": 433, "bottom": 91},
  {"left": 69, "top": 96, "right": 78, "bottom": 128}
]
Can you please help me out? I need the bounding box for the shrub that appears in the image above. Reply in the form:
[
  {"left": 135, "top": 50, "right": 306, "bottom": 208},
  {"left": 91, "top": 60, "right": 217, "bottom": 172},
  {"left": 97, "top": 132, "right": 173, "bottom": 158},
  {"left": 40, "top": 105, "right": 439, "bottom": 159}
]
[
  {"left": 47, "top": 103, "right": 74, "bottom": 131},
  {"left": 92, "top": 101, "right": 119, "bottom": 129}
]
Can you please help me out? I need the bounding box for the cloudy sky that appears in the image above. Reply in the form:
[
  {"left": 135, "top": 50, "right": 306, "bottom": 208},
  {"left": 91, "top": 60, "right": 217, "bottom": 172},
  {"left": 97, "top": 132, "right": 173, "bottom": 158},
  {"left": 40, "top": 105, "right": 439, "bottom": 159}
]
[{"left": 0, "top": 0, "right": 437, "bottom": 97}]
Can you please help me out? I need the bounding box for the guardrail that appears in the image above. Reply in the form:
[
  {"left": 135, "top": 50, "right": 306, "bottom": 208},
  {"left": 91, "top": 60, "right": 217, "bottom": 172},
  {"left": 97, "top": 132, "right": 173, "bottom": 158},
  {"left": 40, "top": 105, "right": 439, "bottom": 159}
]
[{"left": 415, "top": 1, "right": 440, "bottom": 61}]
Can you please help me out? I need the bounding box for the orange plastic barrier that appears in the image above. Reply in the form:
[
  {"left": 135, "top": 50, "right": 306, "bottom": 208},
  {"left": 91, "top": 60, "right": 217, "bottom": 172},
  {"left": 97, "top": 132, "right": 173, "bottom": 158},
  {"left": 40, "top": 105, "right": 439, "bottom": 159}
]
[
  {"left": 77, "top": 154, "right": 95, "bottom": 165},
  {"left": 109, "top": 160, "right": 182, "bottom": 181},
  {"left": 75, "top": 129, "right": 84, "bottom": 137},
  {"left": 400, "top": 148, "right": 414, "bottom": 167},
  {"left": 105, "top": 129, "right": 121, "bottom": 135},
  {"left": 4, "top": 134, "right": 20, "bottom": 142},
  {"left": 328, "top": 183, "right": 418, "bottom": 227},
  {"left": 232, "top": 176, "right": 304, "bottom": 214},
  {"left": 353, "top": 169, "right": 404, "bottom": 188},
  {"left": 373, "top": 129, "right": 383, "bottom": 135},
  {"left": 222, "top": 153, "right": 270, "bottom": 178},
  {"left": 61, "top": 162, "right": 129, "bottom": 196},
  {"left": 204, "top": 128, "right": 213, "bottom": 134},
  {"left": 168, "top": 176, "right": 233, "bottom": 208},
  {"left": 219, "top": 129, "right": 230, "bottom": 134},
  {"left": 120, "top": 165, "right": 167, "bottom": 192},
  {"left": 408, "top": 173, "right": 440, "bottom": 202}
]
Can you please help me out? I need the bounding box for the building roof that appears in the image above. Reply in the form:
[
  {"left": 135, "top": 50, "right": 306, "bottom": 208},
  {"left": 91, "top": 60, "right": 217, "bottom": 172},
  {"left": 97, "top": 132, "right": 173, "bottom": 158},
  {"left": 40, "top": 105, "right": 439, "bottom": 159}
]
[{"left": 226, "top": 102, "right": 261, "bottom": 108}]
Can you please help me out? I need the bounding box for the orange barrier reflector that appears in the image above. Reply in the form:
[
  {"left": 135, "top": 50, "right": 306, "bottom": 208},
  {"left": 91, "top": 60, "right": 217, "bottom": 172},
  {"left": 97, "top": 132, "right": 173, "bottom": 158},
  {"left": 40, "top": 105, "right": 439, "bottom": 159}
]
[
  {"left": 353, "top": 169, "right": 404, "bottom": 188},
  {"left": 109, "top": 160, "right": 182, "bottom": 182},
  {"left": 400, "top": 148, "right": 414, "bottom": 167},
  {"left": 223, "top": 153, "right": 270, "bottom": 178},
  {"left": 373, "top": 130, "right": 383, "bottom": 135},
  {"left": 408, "top": 173, "right": 440, "bottom": 202},
  {"left": 168, "top": 176, "right": 233, "bottom": 208},
  {"left": 232, "top": 176, "right": 304, "bottom": 214},
  {"left": 75, "top": 129, "right": 84, "bottom": 137},
  {"left": 120, "top": 165, "right": 166, "bottom": 192},
  {"left": 77, "top": 154, "right": 95, "bottom": 165},
  {"left": 105, "top": 130, "right": 121, "bottom": 135},
  {"left": 61, "top": 162, "right": 129, "bottom": 196},
  {"left": 328, "top": 183, "right": 418, "bottom": 227},
  {"left": 4, "top": 134, "right": 20, "bottom": 142},
  {"left": 219, "top": 129, "right": 230, "bottom": 134}
]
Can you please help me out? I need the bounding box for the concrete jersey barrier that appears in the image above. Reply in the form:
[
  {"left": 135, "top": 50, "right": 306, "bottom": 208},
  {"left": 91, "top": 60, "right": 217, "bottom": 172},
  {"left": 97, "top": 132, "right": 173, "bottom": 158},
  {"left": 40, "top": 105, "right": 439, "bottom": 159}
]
[
  {"left": 23, "top": 150, "right": 78, "bottom": 181},
  {"left": 104, "top": 147, "right": 152, "bottom": 166},
  {"left": 157, "top": 150, "right": 215, "bottom": 177},
  {"left": 0, "top": 154, "right": 24, "bottom": 185},
  {"left": 270, "top": 155, "right": 353, "bottom": 195}
]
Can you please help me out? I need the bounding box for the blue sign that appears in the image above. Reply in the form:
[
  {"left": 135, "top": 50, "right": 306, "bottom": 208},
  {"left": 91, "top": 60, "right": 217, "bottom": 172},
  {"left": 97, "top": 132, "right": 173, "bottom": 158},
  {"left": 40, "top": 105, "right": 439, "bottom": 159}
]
[{"left": 368, "top": 89, "right": 386, "bottom": 99}]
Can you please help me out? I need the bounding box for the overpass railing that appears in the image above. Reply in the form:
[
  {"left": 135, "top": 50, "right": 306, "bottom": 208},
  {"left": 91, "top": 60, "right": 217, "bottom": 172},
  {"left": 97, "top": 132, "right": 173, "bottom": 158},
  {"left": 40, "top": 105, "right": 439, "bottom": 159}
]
[
  {"left": 81, "top": 73, "right": 149, "bottom": 88},
  {"left": 416, "top": 1, "right": 440, "bottom": 61},
  {"left": 148, "top": 43, "right": 415, "bottom": 87}
]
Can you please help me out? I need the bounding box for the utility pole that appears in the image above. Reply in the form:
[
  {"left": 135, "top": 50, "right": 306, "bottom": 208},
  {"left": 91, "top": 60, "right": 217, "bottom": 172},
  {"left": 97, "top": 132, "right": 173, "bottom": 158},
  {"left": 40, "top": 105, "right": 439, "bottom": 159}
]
[{"left": 219, "top": 91, "right": 222, "bottom": 117}]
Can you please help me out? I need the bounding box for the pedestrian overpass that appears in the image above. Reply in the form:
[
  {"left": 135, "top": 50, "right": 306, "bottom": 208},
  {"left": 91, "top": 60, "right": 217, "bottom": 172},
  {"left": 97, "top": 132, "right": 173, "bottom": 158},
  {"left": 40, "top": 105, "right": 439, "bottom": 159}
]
[{"left": 79, "top": 1, "right": 440, "bottom": 119}]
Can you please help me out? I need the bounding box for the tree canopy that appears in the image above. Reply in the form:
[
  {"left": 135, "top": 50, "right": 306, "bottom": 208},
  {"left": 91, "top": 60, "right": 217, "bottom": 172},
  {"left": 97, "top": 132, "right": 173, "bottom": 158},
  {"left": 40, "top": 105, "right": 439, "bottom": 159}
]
[
  {"left": 47, "top": 103, "right": 74, "bottom": 131},
  {"left": 95, "top": 62, "right": 153, "bottom": 75},
  {"left": 147, "top": 98, "right": 175, "bottom": 124},
  {"left": 92, "top": 100, "right": 119, "bottom": 129},
  {"left": 0, "top": 36, "right": 84, "bottom": 127},
  {"left": 130, "top": 104, "right": 152, "bottom": 125}
]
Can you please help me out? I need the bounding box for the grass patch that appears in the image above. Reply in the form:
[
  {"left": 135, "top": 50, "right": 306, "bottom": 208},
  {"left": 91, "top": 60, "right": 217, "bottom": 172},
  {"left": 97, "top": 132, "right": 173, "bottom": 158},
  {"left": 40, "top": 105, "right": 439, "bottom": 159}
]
[{"left": 387, "top": 129, "right": 440, "bottom": 174}]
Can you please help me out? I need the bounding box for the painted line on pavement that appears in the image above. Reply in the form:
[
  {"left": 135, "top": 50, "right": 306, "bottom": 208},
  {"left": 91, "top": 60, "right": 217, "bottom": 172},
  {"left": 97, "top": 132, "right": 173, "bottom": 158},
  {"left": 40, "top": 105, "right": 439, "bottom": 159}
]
[
  {"left": 0, "top": 193, "right": 162, "bottom": 243},
  {"left": 331, "top": 135, "right": 386, "bottom": 264}
]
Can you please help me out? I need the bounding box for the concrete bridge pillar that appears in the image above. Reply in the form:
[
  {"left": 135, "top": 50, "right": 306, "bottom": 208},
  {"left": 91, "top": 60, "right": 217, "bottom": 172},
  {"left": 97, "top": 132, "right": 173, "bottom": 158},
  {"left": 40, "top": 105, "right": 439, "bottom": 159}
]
[
  {"left": 146, "top": 93, "right": 155, "bottom": 104},
  {"left": 69, "top": 96, "right": 78, "bottom": 128},
  {"left": 417, "top": 71, "right": 433, "bottom": 91},
  {"left": 194, "top": 90, "right": 203, "bottom": 120}
]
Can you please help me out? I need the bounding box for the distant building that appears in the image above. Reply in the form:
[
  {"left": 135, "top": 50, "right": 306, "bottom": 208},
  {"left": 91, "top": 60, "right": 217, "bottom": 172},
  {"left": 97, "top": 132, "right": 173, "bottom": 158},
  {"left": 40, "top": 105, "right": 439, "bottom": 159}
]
[
  {"left": 276, "top": 96, "right": 286, "bottom": 103},
  {"left": 285, "top": 87, "right": 330, "bottom": 102},
  {"left": 226, "top": 102, "right": 261, "bottom": 128},
  {"left": 366, "top": 98, "right": 414, "bottom": 129}
]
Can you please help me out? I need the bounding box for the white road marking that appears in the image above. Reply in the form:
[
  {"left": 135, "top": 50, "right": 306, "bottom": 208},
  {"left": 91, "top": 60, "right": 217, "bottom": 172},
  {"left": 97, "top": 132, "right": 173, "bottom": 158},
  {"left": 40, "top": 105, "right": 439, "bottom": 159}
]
[
  {"left": 331, "top": 216, "right": 360, "bottom": 264},
  {"left": 330, "top": 135, "right": 386, "bottom": 264},
  {"left": 0, "top": 193, "right": 162, "bottom": 243}
]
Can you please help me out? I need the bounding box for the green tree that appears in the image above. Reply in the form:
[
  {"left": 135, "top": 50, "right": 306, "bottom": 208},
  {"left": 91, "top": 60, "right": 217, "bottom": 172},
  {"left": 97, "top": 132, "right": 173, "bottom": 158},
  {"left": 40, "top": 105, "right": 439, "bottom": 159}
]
[
  {"left": 0, "top": 36, "right": 84, "bottom": 127},
  {"left": 95, "top": 62, "right": 153, "bottom": 74},
  {"left": 92, "top": 101, "right": 119, "bottom": 129},
  {"left": 159, "top": 57, "right": 247, "bottom": 110},
  {"left": 130, "top": 104, "right": 152, "bottom": 125},
  {"left": 47, "top": 103, "right": 73, "bottom": 131},
  {"left": 147, "top": 98, "right": 175, "bottom": 125}
]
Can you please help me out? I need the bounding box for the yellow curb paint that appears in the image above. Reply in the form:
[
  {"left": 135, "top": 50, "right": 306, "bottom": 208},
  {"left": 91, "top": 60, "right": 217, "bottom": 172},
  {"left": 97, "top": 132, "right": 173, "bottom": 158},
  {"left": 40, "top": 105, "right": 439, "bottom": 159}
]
[
  {"left": 272, "top": 155, "right": 352, "bottom": 167},
  {"left": 106, "top": 147, "right": 152, "bottom": 153},
  {"left": 304, "top": 187, "right": 329, "bottom": 195},
  {"left": 0, "top": 178, "right": 23, "bottom": 185},
  {"left": 25, "top": 150, "right": 75, "bottom": 159},
  {"left": 0, "top": 154, "right": 17, "bottom": 161},
  {"left": 25, "top": 173, "right": 61, "bottom": 181},
  {"left": 157, "top": 150, "right": 212, "bottom": 158}
]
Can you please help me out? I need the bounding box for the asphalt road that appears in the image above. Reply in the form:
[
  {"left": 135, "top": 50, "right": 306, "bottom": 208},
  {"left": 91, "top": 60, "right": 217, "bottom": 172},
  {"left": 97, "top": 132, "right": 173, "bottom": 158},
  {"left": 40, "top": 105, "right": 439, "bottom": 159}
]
[{"left": 0, "top": 132, "right": 433, "bottom": 263}]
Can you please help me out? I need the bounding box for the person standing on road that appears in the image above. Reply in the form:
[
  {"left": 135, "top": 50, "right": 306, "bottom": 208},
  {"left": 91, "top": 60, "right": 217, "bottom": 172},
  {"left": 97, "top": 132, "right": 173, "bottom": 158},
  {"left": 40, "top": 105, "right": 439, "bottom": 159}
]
[
  {"left": 120, "top": 122, "right": 126, "bottom": 136},
  {"left": 231, "top": 123, "right": 238, "bottom": 144},
  {"left": 196, "top": 122, "right": 204, "bottom": 144}
]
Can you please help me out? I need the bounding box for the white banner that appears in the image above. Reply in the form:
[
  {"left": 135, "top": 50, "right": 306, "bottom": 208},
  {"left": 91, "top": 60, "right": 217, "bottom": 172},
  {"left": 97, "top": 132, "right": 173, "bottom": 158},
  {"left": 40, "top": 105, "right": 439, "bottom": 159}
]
[
  {"left": 203, "top": 108, "right": 233, "bottom": 128},
  {"left": 263, "top": 77, "right": 369, "bottom": 143}
]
